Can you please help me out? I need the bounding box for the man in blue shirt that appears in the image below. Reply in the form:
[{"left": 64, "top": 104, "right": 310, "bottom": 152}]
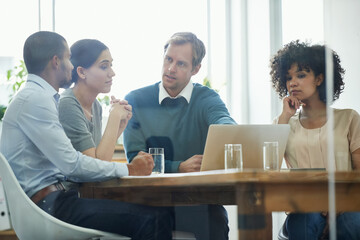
[
  {"left": 0, "top": 31, "right": 172, "bottom": 239},
  {"left": 124, "top": 32, "right": 236, "bottom": 240}
]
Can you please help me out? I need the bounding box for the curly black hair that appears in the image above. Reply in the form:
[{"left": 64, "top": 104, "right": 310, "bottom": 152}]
[{"left": 270, "top": 40, "right": 345, "bottom": 103}]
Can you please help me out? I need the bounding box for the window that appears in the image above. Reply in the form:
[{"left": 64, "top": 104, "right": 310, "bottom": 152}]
[{"left": 55, "top": 0, "right": 208, "bottom": 99}]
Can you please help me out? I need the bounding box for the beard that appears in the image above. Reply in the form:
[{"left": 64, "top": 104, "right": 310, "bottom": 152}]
[
  {"left": 59, "top": 78, "right": 73, "bottom": 89},
  {"left": 59, "top": 61, "right": 73, "bottom": 89}
]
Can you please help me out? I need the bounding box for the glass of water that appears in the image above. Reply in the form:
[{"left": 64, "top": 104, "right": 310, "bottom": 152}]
[
  {"left": 149, "top": 148, "right": 165, "bottom": 174},
  {"left": 263, "top": 142, "right": 279, "bottom": 171},
  {"left": 224, "top": 144, "right": 243, "bottom": 171}
]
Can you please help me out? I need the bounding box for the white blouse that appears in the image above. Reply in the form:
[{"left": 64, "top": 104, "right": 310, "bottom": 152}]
[{"left": 281, "top": 108, "right": 360, "bottom": 171}]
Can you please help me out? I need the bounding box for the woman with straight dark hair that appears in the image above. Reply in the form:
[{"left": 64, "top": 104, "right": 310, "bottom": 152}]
[{"left": 59, "top": 39, "right": 136, "bottom": 161}]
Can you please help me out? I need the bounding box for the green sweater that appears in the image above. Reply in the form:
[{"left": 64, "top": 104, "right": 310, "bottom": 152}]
[{"left": 124, "top": 82, "right": 236, "bottom": 173}]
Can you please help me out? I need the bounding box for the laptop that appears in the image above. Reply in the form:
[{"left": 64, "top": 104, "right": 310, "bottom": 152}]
[{"left": 200, "top": 124, "right": 290, "bottom": 171}]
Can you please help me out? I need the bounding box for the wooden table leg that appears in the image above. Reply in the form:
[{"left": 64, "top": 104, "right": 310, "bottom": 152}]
[{"left": 236, "top": 183, "right": 272, "bottom": 240}]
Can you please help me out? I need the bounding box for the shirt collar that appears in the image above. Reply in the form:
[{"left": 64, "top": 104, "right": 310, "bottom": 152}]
[
  {"left": 158, "top": 80, "right": 193, "bottom": 104},
  {"left": 27, "top": 74, "right": 58, "bottom": 97},
  {"left": 27, "top": 74, "right": 60, "bottom": 106}
]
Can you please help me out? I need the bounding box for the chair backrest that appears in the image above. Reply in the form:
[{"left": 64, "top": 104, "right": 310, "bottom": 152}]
[{"left": 0, "top": 152, "right": 129, "bottom": 240}]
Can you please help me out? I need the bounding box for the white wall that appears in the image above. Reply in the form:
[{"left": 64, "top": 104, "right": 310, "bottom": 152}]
[{"left": 329, "top": 0, "right": 360, "bottom": 113}]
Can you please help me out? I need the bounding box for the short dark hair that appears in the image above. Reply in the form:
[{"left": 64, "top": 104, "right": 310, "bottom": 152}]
[
  {"left": 164, "top": 32, "right": 206, "bottom": 69},
  {"left": 270, "top": 40, "right": 345, "bottom": 103},
  {"left": 70, "top": 39, "right": 108, "bottom": 83},
  {"left": 23, "top": 31, "right": 67, "bottom": 75}
]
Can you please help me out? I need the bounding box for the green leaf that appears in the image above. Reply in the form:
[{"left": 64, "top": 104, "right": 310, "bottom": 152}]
[
  {"left": 0, "top": 105, "right": 6, "bottom": 121},
  {"left": 4, "top": 60, "right": 28, "bottom": 104},
  {"left": 6, "top": 70, "right": 12, "bottom": 81},
  {"left": 97, "top": 95, "right": 110, "bottom": 106},
  {"left": 202, "top": 77, "right": 219, "bottom": 93}
]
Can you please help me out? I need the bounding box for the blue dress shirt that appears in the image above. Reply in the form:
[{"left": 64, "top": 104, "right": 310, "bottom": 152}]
[{"left": 0, "top": 74, "right": 128, "bottom": 197}]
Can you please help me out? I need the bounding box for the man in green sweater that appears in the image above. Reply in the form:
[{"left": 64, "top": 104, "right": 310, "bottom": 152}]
[{"left": 124, "top": 32, "right": 236, "bottom": 240}]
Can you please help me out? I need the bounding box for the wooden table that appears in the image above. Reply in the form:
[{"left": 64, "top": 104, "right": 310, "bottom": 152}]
[
  {"left": 0, "top": 230, "right": 17, "bottom": 240},
  {"left": 80, "top": 169, "right": 360, "bottom": 239}
]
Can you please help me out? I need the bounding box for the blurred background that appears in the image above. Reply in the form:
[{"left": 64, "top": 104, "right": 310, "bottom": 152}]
[{"left": 1, "top": 0, "right": 359, "bottom": 239}]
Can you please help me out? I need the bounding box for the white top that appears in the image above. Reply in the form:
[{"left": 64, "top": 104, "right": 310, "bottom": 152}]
[
  {"left": 158, "top": 80, "right": 193, "bottom": 104},
  {"left": 283, "top": 108, "right": 360, "bottom": 171}
]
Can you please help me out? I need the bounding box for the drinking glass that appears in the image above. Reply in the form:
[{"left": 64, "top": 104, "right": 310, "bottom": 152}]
[
  {"left": 149, "top": 148, "right": 165, "bottom": 174},
  {"left": 263, "top": 142, "right": 279, "bottom": 171},
  {"left": 224, "top": 144, "right": 243, "bottom": 171}
]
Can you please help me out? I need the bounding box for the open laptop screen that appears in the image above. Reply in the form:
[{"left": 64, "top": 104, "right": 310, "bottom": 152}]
[{"left": 200, "top": 124, "right": 290, "bottom": 171}]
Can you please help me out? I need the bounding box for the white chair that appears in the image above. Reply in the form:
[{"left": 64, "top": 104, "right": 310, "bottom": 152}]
[
  {"left": 0, "top": 152, "right": 196, "bottom": 240},
  {"left": 0, "top": 152, "right": 130, "bottom": 240},
  {"left": 278, "top": 223, "right": 289, "bottom": 240}
]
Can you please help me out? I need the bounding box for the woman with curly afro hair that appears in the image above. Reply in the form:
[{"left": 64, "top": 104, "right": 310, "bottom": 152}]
[{"left": 271, "top": 40, "right": 360, "bottom": 240}]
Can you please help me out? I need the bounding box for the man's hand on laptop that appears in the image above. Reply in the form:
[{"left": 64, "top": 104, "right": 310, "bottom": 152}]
[
  {"left": 127, "top": 151, "right": 154, "bottom": 176},
  {"left": 178, "top": 155, "right": 203, "bottom": 173}
]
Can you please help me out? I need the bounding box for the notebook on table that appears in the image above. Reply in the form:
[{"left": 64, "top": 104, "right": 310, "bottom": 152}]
[{"left": 200, "top": 124, "right": 290, "bottom": 171}]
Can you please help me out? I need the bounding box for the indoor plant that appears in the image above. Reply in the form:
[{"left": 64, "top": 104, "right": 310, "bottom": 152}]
[{"left": 0, "top": 60, "right": 27, "bottom": 121}]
